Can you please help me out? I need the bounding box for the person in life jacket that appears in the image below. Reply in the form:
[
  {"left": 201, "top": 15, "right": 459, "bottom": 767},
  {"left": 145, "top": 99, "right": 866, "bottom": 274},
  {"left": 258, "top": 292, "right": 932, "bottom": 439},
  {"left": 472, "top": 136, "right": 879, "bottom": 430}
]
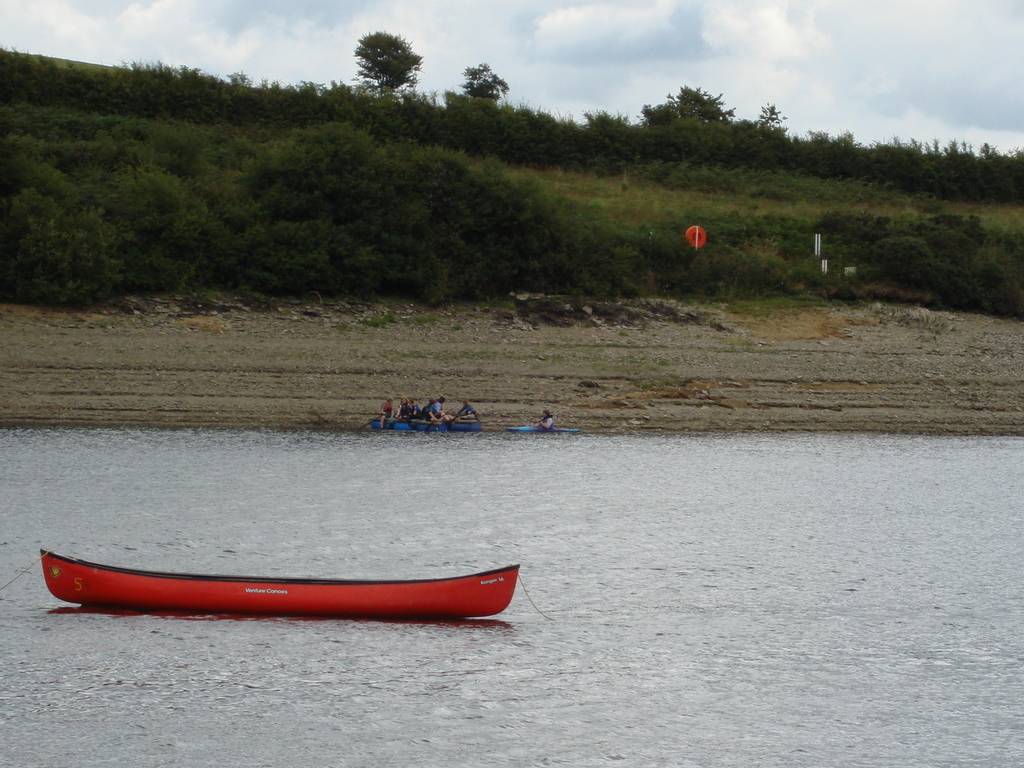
[
  {"left": 396, "top": 398, "right": 414, "bottom": 421},
  {"left": 447, "top": 400, "right": 479, "bottom": 423},
  {"left": 536, "top": 409, "right": 555, "bottom": 431},
  {"left": 378, "top": 398, "right": 393, "bottom": 426},
  {"left": 427, "top": 397, "right": 447, "bottom": 423}
]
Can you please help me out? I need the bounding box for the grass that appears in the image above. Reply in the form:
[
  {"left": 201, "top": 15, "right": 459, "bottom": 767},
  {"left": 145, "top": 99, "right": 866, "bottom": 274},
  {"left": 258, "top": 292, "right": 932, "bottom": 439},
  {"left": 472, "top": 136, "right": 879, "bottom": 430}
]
[
  {"left": 500, "top": 163, "right": 1024, "bottom": 234},
  {"left": 722, "top": 336, "right": 757, "bottom": 350},
  {"left": 410, "top": 314, "right": 440, "bottom": 326},
  {"left": 721, "top": 296, "right": 828, "bottom": 317},
  {"left": 15, "top": 52, "right": 1024, "bottom": 239},
  {"left": 25, "top": 53, "right": 113, "bottom": 72},
  {"left": 360, "top": 313, "right": 398, "bottom": 328},
  {"left": 635, "top": 378, "right": 683, "bottom": 391}
]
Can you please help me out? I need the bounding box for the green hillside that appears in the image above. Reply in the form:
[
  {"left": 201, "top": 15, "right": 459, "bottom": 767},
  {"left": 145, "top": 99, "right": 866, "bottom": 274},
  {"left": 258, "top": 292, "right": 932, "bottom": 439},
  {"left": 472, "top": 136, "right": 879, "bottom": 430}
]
[{"left": 1, "top": 49, "right": 1022, "bottom": 315}]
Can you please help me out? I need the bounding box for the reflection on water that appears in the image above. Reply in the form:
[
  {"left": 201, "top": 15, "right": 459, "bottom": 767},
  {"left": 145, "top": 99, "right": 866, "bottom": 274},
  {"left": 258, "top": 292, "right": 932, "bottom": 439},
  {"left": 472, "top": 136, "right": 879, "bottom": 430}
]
[
  {"left": 46, "top": 606, "right": 514, "bottom": 630},
  {"left": 2, "top": 427, "right": 1024, "bottom": 767}
]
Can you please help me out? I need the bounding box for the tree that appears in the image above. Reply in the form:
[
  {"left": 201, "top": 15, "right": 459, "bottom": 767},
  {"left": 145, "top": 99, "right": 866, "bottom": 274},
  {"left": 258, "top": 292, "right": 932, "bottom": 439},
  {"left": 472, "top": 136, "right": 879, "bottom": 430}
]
[
  {"left": 640, "top": 86, "right": 735, "bottom": 126},
  {"left": 757, "top": 102, "right": 787, "bottom": 130},
  {"left": 354, "top": 32, "right": 423, "bottom": 93},
  {"left": 461, "top": 63, "right": 509, "bottom": 101}
]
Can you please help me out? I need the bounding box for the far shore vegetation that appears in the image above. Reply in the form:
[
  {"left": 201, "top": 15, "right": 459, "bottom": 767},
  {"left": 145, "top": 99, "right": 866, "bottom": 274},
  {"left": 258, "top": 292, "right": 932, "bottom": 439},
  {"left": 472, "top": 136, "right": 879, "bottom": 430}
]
[{"left": 1, "top": 45, "right": 1022, "bottom": 316}]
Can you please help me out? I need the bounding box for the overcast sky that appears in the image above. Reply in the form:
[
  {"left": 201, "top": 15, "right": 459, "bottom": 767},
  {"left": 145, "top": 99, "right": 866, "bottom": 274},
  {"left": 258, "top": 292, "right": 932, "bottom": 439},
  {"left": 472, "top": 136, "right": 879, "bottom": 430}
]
[{"left": 4, "top": 0, "right": 1024, "bottom": 152}]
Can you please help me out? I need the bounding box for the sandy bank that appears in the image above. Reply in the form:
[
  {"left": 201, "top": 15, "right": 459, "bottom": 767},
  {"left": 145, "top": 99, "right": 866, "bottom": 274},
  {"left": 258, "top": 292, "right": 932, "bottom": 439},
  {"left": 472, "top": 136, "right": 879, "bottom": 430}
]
[{"left": 2, "top": 296, "right": 1023, "bottom": 435}]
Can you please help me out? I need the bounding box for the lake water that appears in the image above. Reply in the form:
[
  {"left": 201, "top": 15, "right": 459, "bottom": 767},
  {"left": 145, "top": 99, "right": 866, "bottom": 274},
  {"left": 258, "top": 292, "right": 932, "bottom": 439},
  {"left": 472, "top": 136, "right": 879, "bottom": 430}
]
[{"left": 1, "top": 428, "right": 1022, "bottom": 767}]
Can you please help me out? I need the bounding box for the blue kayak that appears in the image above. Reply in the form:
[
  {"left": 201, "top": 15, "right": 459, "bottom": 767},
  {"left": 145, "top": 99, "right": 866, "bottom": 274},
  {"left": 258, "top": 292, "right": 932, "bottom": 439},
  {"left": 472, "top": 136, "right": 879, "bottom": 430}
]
[
  {"left": 506, "top": 426, "right": 580, "bottom": 434},
  {"left": 371, "top": 419, "right": 482, "bottom": 433}
]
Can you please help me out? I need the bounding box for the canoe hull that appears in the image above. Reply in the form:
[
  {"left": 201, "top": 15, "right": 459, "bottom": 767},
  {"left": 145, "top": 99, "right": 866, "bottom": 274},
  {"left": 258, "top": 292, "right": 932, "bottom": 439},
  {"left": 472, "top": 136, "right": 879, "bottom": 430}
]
[
  {"left": 40, "top": 551, "right": 518, "bottom": 619},
  {"left": 372, "top": 420, "right": 482, "bottom": 433}
]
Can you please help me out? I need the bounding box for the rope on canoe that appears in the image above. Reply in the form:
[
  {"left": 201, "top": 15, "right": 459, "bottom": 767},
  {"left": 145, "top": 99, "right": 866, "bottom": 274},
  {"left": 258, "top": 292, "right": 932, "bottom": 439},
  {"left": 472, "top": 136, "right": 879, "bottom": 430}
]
[
  {"left": 517, "top": 572, "right": 554, "bottom": 621},
  {"left": 0, "top": 552, "right": 45, "bottom": 597}
]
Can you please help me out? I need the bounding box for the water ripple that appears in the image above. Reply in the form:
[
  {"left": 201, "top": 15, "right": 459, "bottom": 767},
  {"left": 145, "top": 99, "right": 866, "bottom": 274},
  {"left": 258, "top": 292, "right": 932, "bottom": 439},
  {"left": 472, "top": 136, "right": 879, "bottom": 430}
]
[{"left": 1, "top": 428, "right": 1023, "bottom": 767}]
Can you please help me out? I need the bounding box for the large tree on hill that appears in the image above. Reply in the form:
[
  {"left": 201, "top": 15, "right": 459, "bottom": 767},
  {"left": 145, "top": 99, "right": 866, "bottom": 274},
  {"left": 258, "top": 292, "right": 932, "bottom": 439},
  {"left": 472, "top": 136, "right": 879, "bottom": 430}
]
[
  {"left": 757, "top": 102, "right": 787, "bottom": 130},
  {"left": 461, "top": 63, "right": 509, "bottom": 101},
  {"left": 354, "top": 32, "right": 423, "bottom": 93},
  {"left": 640, "top": 86, "right": 736, "bottom": 126}
]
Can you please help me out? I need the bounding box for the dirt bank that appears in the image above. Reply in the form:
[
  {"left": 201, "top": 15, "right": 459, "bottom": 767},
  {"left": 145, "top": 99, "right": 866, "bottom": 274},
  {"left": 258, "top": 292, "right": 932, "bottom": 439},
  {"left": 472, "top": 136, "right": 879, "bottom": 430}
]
[{"left": 2, "top": 296, "right": 1023, "bottom": 435}]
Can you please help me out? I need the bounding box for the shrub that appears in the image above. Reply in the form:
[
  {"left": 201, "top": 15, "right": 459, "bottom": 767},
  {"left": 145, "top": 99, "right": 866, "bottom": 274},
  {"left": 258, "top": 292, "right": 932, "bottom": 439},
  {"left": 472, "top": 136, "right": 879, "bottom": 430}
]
[{"left": 0, "top": 189, "right": 121, "bottom": 303}]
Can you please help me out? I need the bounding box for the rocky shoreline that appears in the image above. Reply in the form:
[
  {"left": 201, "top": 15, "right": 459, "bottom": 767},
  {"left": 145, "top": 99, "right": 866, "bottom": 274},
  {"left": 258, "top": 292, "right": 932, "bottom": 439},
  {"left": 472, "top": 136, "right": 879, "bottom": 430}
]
[{"left": 2, "top": 295, "right": 1023, "bottom": 435}]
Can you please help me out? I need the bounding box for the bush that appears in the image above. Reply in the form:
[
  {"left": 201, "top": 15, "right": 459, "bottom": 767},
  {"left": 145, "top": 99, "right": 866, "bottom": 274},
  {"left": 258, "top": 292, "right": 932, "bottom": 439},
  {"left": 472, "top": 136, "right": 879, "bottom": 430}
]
[
  {"left": 0, "top": 189, "right": 120, "bottom": 303},
  {"left": 5, "top": 48, "right": 1024, "bottom": 203},
  {"left": 684, "top": 247, "right": 791, "bottom": 297},
  {"left": 872, "top": 235, "right": 937, "bottom": 288},
  {"left": 2, "top": 81, "right": 1022, "bottom": 315}
]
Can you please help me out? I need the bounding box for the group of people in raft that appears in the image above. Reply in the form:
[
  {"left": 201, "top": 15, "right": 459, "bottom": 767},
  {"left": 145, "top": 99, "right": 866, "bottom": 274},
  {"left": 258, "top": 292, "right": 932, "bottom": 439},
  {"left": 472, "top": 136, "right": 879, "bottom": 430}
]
[{"left": 377, "top": 397, "right": 557, "bottom": 430}]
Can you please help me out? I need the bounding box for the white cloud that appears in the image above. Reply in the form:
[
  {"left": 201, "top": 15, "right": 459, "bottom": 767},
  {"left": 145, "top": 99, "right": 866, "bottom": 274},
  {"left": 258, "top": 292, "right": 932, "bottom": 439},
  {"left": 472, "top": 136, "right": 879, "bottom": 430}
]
[
  {"left": 534, "top": 0, "right": 678, "bottom": 49},
  {"left": 1, "top": 0, "right": 105, "bottom": 52},
  {"left": 702, "top": 1, "right": 828, "bottom": 62}
]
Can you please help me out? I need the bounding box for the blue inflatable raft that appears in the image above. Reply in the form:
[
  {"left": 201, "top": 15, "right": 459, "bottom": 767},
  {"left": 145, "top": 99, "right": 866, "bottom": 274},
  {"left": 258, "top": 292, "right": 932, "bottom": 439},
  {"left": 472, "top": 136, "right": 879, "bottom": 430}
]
[{"left": 371, "top": 419, "right": 482, "bottom": 433}]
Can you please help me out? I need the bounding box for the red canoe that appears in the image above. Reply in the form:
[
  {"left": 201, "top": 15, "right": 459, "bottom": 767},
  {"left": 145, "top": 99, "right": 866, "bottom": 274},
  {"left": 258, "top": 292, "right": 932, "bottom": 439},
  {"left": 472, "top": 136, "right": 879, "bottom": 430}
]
[{"left": 40, "top": 550, "right": 519, "bottom": 619}]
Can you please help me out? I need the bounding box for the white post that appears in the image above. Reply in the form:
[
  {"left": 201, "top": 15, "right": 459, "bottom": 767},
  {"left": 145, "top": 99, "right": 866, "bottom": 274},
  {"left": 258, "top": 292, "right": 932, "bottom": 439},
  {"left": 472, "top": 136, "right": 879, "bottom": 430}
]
[{"left": 815, "top": 233, "right": 827, "bottom": 274}]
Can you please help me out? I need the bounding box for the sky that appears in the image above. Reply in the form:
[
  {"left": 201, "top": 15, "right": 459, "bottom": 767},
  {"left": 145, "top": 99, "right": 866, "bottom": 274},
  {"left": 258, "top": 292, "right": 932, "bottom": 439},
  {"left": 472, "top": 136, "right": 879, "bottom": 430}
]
[{"left": 3, "top": 0, "right": 1024, "bottom": 153}]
